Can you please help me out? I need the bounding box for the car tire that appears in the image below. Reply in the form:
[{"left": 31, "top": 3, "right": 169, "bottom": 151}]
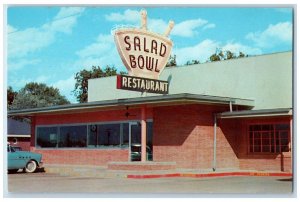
[
  {"left": 24, "top": 160, "right": 37, "bottom": 173},
  {"left": 8, "top": 169, "right": 19, "bottom": 174}
]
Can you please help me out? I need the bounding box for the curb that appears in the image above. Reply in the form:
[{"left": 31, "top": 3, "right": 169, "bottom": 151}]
[{"left": 127, "top": 171, "right": 293, "bottom": 179}]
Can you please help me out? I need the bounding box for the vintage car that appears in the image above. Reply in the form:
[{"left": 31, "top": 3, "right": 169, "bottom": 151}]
[
  {"left": 131, "top": 144, "right": 153, "bottom": 161},
  {"left": 7, "top": 144, "right": 43, "bottom": 173}
]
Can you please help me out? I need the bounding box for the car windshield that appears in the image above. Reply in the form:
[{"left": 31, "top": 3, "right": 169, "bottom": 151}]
[{"left": 7, "top": 145, "right": 15, "bottom": 152}]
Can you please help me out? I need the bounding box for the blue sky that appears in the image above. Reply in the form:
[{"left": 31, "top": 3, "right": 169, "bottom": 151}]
[{"left": 7, "top": 6, "right": 293, "bottom": 103}]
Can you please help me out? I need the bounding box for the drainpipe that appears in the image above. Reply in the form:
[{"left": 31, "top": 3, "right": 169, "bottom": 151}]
[
  {"left": 212, "top": 113, "right": 217, "bottom": 171},
  {"left": 229, "top": 100, "right": 233, "bottom": 112}
]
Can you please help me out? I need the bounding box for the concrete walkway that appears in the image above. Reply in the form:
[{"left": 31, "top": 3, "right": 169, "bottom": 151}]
[{"left": 43, "top": 164, "right": 293, "bottom": 179}]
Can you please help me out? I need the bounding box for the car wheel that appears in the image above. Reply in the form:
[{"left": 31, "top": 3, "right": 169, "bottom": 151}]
[
  {"left": 8, "top": 169, "right": 19, "bottom": 174},
  {"left": 24, "top": 160, "right": 37, "bottom": 173}
]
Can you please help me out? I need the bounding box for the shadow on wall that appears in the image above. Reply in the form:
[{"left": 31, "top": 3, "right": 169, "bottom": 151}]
[
  {"left": 219, "top": 118, "right": 279, "bottom": 160},
  {"left": 152, "top": 105, "right": 214, "bottom": 146}
]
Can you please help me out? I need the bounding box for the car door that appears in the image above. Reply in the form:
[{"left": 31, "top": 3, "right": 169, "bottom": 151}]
[{"left": 7, "top": 145, "right": 26, "bottom": 169}]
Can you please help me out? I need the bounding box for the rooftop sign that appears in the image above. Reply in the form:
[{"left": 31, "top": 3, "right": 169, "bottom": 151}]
[{"left": 114, "top": 9, "right": 174, "bottom": 81}]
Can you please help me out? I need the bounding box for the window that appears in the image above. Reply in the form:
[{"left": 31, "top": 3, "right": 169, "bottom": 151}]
[
  {"left": 87, "top": 123, "right": 129, "bottom": 148},
  {"left": 37, "top": 127, "right": 58, "bottom": 148},
  {"left": 59, "top": 125, "right": 87, "bottom": 148},
  {"left": 249, "top": 123, "right": 290, "bottom": 153},
  {"left": 36, "top": 121, "right": 152, "bottom": 149}
]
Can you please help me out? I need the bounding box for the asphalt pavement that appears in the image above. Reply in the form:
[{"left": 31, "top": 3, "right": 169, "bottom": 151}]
[{"left": 5, "top": 171, "right": 293, "bottom": 197}]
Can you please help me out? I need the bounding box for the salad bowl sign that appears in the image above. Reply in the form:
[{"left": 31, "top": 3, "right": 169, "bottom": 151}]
[{"left": 114, "top": 10, "right": 174, "bottom": 94}]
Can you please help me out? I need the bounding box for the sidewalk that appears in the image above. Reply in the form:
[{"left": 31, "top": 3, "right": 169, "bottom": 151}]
[{"left": 43, "top": 164, "right": 293, "bottom": 179}]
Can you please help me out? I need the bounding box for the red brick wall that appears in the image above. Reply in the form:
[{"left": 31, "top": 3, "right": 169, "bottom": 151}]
[
  {"left": 29, "top": 104, "right": 292, "bottom": 171},
  {"left": 237, "top": 117, "right": 292, "bottom": 172},
  {"left": 32, "top": 148, "right": 129, "bottom": 166},
  {"left": 8, "top": 137, "right": 31, "bottom": 151},
  {"left": 153, "top": 104, "right": 239, "bottom": 170}
]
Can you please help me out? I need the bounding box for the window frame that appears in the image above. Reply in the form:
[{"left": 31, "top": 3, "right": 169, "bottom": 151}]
[
  {"left": 35, "top": 119, "right": 153, "bottom": 150},
  {"left": 247, "top": 122, "right": 290, "bottom": 154}
]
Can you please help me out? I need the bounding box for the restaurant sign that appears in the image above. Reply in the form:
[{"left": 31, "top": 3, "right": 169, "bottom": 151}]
[{"left": 114, "top": 9, "right": 174, "bottom": 94}]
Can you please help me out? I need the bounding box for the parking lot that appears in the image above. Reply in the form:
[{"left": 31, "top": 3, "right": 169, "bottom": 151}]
[{"left": 5, "top": 171, "right": 293, "bottom": 197}]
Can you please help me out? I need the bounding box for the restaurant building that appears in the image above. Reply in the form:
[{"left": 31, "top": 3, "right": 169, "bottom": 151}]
[{"left": 8, "top": 51, "right": 293, "bottom": 172}]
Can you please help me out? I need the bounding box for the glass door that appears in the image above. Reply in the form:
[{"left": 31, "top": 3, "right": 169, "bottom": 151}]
[
  {"left": 129, "top": 122, "right": 141, "bottom": 161},
  {"left": 129, "top": 121, "right": 153, "bottom": 161}
]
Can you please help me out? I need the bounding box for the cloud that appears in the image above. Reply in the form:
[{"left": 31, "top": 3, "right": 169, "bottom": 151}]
[
  {"left": 74, "top": 33, "right": 125, "bottom": 72},
  {"left": 105, "top": 9, "right": 140, "bottom": 23},
  {"left": 105, "top": 9, "right": 215, "bottom": 38},
  {"left": 8, "top": 7, "right": 85, "bottom": 59},
  {"left": 76, "top": 34, "right": 114, "bottom": 58},
  {"left": 202, "top": 23, "right": 216, "bottom": 30},
  {"left": 8, "top": 59, "right": 41, "bottom": 71},
  {"left": 246, "top": 22, "right": 292, "bottom": 48},
  {"left": 172, "top": 19, "right": 208, "bottom": 37},
  {"left": 52, "top": 75, "right": 77, "bottom": 103},
  {"left": 174, "top": 39, "right": 220, "bottom": 64},
  {"left": 174, "top": 39, "right": 263, "bottom": 65},
  {"left": 222, "top": 42, "right": 262, "bottom": 56},
  {"left": 148, "top": 19, "right": 168, "bottom": 34},
  {"left": 7, "top": 25, "right": 17, "bottom": 33}
]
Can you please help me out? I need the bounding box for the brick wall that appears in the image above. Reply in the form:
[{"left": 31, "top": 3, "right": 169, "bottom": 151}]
[
  {"left": 32, "top": 148, "right": 129, "bottom": 166},
  {"left": 153, "top": 104, "right": 239, "bottom": 170},
  {"left": 8, "top": 137, "right": 31, "bottom": 151},
  {"left": 237, "top": 117, "right": 292, "bottom": 172},
  {"left": 29, "top": 104, "right": 292, "bottom": 171}
]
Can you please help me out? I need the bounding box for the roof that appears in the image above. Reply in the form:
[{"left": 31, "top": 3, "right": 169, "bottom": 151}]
[
  {"left": 7, "top": 118, "right": 31, "bottom": 136},
  {"left": 218, "top": 108, "right": 292, "bottom": 119},
  {"left": 8, "top": 93, "right": 254, "bottom": 116}
]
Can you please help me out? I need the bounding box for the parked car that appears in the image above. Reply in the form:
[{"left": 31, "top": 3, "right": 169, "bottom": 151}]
[
  {"left": 12, "top": 146, "right": 22, "bottom": 151},
  {"left": 131, "top": 144, "right": 153, "bottom": 161},
  {"left": 7, "top": 144, "right": 43, "bottom": 173}
]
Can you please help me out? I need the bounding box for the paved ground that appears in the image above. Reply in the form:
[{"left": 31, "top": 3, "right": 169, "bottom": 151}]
[{"left": 4, "top": 171, "right": 293, "bottom": 197}]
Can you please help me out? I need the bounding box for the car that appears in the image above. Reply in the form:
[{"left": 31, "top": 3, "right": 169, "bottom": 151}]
[
  {"left": 7, "top": 144, "right": 43, "bottom": 174},
  {"left": 11, "top": 146, "right": 22, "bottom": 151},
  {"left": 131, "top": 144, "right": 153, "bottom": 161}
]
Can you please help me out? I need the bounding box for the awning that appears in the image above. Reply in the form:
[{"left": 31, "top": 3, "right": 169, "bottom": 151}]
[
  {"left": 8, "top": 93, "right": 254, "bottom": 116},
  {"left": 218, "top": 108, "right": 292, "bottom": 119}
]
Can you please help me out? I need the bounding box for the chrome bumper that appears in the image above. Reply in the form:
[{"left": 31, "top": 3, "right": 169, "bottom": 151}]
[{"left": 38, "top": 162, "right": 44, "bottom": 168}]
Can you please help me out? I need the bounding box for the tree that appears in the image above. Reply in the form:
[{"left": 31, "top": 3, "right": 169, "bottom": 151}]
[
  {"left": 166, "top": 55, "right": 177, "bottom": 67},
  {"left": 74, "top": 65, "right": 125, "bottom": 103},
  {"left": 185, "top": 60, "right": 201, "bottom": 66},
  {"left": 208, "top": 50, "right": 248, "bottom": 62},
  {"left": 10, "top": 82, "right": 70, "bottom": 110},
  {"left": 7, "top": 86, "right": 18, "bottom": 109}
]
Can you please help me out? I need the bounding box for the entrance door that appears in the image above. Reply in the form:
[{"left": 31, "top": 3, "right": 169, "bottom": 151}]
[
  {"left": 129, "top": 122, "right": 141, "bottom": 161},
  {"left": 129, "top": 122, "right": 153, "bottom": 161}
]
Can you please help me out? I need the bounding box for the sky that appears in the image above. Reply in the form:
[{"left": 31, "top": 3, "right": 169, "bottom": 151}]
[{"left": 6, "top": 6, "right": 293, "bottom": 103}]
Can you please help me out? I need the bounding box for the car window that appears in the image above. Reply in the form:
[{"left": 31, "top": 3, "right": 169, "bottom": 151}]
[{"left": 8, "top": 146, "right": 16, "bottom": 152}]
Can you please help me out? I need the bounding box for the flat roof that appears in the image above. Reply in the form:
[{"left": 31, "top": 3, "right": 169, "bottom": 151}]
[
  {"left": 8, "top": 93, "right": 254, "bottom": 116},
  {"left": 218, "top": 108, "right": 292, "bottom": 119}
]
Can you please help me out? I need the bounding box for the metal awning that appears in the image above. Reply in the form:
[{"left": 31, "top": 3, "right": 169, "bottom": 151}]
[
  {"left": 218, "top": 108, "right": 292, "bottom": 119},
  {"left": 8, "top": 93, "right": 254, "bottom": 116}
]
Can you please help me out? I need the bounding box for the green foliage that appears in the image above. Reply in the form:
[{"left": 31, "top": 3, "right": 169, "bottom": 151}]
[
  {"left": 10, "top": 82, "right": 70, "bottom": 110},
  {"left": 185, "top": 60, "right": 201, "bottom": 66},
  {"left": 74, "top": 65, "right": 121, "bottom": 103},
  {"left": 7, "top": 86, "right": 18, "bottom": 108},
  {"left": 166, "top": 55, "right": 177, "bottom": 67},
  {"left": 208, "top": 50, "right": 248, "bottom": 62}
]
